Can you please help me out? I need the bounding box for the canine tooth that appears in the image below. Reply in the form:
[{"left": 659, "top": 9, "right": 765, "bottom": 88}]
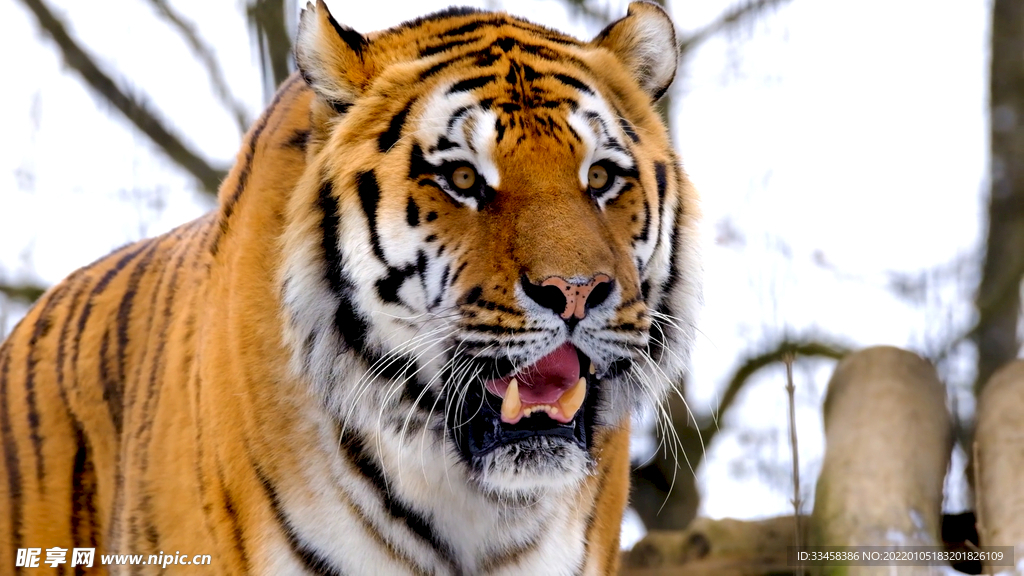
[
  {"left": 502, "top": 378, "right": 521, "bottom": 422},
  {"left": 589, "top": 363, "right": 596, "bottom": 375},
  {"left": 558, "top": 377, "right": 587, "bottom": 420}
]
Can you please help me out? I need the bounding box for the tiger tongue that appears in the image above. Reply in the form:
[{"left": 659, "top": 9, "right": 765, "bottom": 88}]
[{"left": 486, "top": 343, "right": 580, "bottom": 404}]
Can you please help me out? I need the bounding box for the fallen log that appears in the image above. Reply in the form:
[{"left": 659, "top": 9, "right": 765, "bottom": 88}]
[{"left": 974, "top": 360, "right": 1024, "bottom": 575}]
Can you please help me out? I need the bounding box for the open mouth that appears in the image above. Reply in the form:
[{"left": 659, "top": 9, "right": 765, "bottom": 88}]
[{"left": 452, "top": 343, "right": 599, "bottom": 461}]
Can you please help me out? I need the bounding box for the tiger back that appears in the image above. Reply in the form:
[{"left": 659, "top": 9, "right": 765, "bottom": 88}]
[{"left": 0, "top": 2, "right": 699, "bottom": 574}]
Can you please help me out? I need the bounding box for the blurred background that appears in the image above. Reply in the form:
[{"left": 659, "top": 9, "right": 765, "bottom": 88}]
[{"left": 0, "top": 0, "right": 1008, "bottom": 552}]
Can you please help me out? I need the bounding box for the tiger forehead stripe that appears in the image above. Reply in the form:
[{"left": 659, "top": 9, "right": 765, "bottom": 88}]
[{"left": 410, "top": 18, "right": 595, "bottom": 82}]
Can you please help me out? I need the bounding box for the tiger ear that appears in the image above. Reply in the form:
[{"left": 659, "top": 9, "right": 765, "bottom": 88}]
[
  {"left": 295, "top": 0, "right": 376, "bottom": 111},
  {"left": 591, "top": 1, "right": 679, "bottom": 101}
]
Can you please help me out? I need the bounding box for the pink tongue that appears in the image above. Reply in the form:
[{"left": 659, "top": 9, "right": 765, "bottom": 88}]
[{"left": 485, "top": 343, "right": 580, "bottom": 404}]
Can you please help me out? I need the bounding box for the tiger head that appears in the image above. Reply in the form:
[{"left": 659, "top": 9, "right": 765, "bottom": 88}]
[{"left": 282, "top": 1, "right": 699, "bottom": 496}]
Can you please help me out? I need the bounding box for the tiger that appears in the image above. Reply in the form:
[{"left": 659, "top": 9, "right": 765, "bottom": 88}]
[{"left": 0, "top": 1, "right": 699, "bottom": 574}]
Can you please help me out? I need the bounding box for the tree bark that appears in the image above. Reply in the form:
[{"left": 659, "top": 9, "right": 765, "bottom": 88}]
[
  {"left": 974, "top": 360, "right": 1024, "bottom": 573},
  {"left": 247, "top": 0, "right": 294, "bottom": 102},
  {"left": 810, "top": 347, "right": 952, "bottom": 576},
  {"left": 975, "top": 0, "right": 1024, "bottom": 395}
]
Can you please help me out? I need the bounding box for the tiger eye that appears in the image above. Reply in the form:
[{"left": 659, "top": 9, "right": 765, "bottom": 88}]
[
  {"left": 588, "top": 164, "right": 610, "bottom": 191},
  {"left": 451, "top": 166, "right": 477, "bottom": 190}
]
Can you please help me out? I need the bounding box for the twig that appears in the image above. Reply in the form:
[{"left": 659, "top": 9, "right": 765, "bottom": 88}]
[
  {"left": 678, "top": 0, "right": 793, "bottom": 56},
  {"left": 145, "top": 0, "right": 253, "bottom": 134},
  {"left": 17, "top": 0, "right": 228, "bottom": 194},
  {"left": 711, "top": 339, "right": 848, "bottom": 431},
  {"left": 783, "top": 351, "right": 803, "bottom": 553},
  {"left": 561, "top": 0, "right": 612, "bottom": 24},
  {"left": 0, "top": 282, "right": 47, "bottom": 305}
]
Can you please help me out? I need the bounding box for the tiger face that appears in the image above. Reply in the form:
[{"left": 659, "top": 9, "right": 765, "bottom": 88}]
[{"left": 283, "top": 1, "right": 699, "bottom": 496}]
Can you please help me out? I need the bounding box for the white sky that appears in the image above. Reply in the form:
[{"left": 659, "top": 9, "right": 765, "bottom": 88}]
[{"left": 0, "top": 0, "right": 991, "bottom": 542}]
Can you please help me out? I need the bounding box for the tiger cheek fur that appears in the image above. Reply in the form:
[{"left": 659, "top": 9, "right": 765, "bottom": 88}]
[{"left": 0, "top": 1, "right": 698, "bottom": 575}]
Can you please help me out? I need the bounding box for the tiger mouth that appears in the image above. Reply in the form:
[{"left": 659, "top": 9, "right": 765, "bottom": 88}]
[{"left": 454, "top": 343, "right": 599, "bottom": 461}]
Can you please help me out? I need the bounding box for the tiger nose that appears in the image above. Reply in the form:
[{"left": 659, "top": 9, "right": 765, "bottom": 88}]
[{"left": 521, "top": 274, "right": 614, "bottom": 322}]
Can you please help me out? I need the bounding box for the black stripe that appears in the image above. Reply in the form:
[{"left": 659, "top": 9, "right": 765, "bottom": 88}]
[
  {"left": 0, "top": 344, "right": 23, "bottom": 572},
  {"left": 317, "top": 184, "right": 372, "bottom": 354},
  {"left": 326, "top": 11, "right": 366, "bottom": 56},
  {"left": 651, "top": 200, "right": 684, "bottom": 363},
  {"left": 654, "top": 162, "right": 667, "bottom": 203},
  {"left": 619, "top": 117, "right": 640, "bottom": 143},
  {"left": 339, "top": 433, "right": 457, "bottom": 567},
  {"left": 212, "top": 74, "right": 301, "bottom": 255},
  {"left": 438, "top": 20, "right": 490, "bottom": 37},
  {"left": 329, "top": 100, "right": 353, "bottom": 115},
  {"left": 447, "top": 75, "right": 496, "bottom": 95},
  {"left": 318, "top": 179, "right": 346, "bottom": 295},
  {"left": 468, "top": 299, "right": 518, "bottom": 314},
  {"left": 552, "top": 73, "right": 594, "bottom": 95},
  {"left": 450, "top": 261, "right": 468, "bottom": 285},
  {"left": 376, "top": 266, "right": 415, "bottom": 305},
  {"left": 519, "top": 41, "right": 589, "bottom": 70},
  {"left": 70, "top": 424, "right": 98, "bottom": 571},
  {"left": 285, "top": 129, "right": 311, "bottom": 151},
  {"left": 650, "top": 161, "right": 669, "bottom": 259},
  {"left": 417, "top": 48, "right": 499, "bottom": 82},
  {"left": 218, "top": 466, "right": 251, "bottom": 573},
  {"left": 113, "top": 241, "right": 161, "bottom": 435},
  {"left": 316, "top": 182, "right": 373, "bottom": 356},
  {"left": 420, "top": 39, "right": 474, "bottom": 58},
  {"left": 460, "top": 286, "right": 482, "bottom": 306},
  {"left": 54, "top": 275, "right": 90, "bottom": 403},
  {"left": 97, "top": 329, "right": 118, "bottom": 435},
  {"left": 495, "top": 118, "right": 506, "bottom": 143},
  {"left": 356, "top": 170, "right": 387, "bottom": 263},
  {"left": 252, "top": 462, "right": 347, "bottom": 576},
  {"left": 406, "top": 197, "right": 420, "bottom": 227},
  {"left": 447, "top": 107, "right": 472, "bottom": 131},
  {"left": 460, "top": 323, "right": 539, "bottom": 335},
  {"left": 397, "top": 6, "right": 482, "bottom": 32},
  {"left": 635, "top": 192, "right": 651, "bottom": 243},
  {"left": 409, "top": 144, "right": 437, "bottom": 181},
  {"left": 378, "top": 101, "right": 414, "bottom": 153},
  {"left": 24, "top": 285, "right": 70, "bottom": 488},
  {"left": 399, "top": 358, "right": 440, "bottom": 410},
  {"left": 431, "top": 265, "right": 450, "bottom": 310}
]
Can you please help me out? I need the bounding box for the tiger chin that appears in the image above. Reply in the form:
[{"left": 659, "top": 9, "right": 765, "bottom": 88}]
[{"left": 0, "top": 1, "right": 699, "bottom": 575}]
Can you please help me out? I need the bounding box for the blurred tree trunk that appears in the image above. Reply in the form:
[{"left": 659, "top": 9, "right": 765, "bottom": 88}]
[
  {"left": 975, "top": 0, "right": 1024, "bottom": 395},
  {"left": 248, "top": 0, "right": 294, "bottom": 102}
]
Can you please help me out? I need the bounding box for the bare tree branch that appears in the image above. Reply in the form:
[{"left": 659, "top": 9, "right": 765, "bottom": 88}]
[
  {"left": 561, "top": 0, "right": 612, "bottom": 25},
  {"left": 708, "top": 339, "right": 848, "bottom": 431},
  {"left": 678, "top": 0, "right": 792, "bottom": 56},
  {"left": 247, "top": 0, "right": 293, "bottom": 102},
  {"left": 18, "top": 0, "right": 228, "bottom": 195},
  {"left": 146, "top": 0, "right": 253, "bottom": 134},
  {"left": 0, "top": 282, "right": 47, "bottom": 305}
]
